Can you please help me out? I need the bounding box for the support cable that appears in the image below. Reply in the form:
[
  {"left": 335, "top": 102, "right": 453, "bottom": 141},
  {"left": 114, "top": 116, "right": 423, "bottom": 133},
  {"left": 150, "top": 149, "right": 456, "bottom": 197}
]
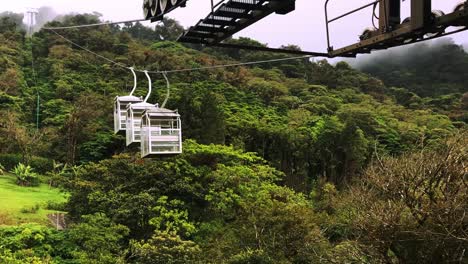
[
  {"left": 49, "top": 29, "right": 128, "bottom": 70},
  {"left": 47, "top": 29, "right": 315, "bottom": 74},
  {"left": 43, "top": 18, "right": 148, "bottom": 30}
]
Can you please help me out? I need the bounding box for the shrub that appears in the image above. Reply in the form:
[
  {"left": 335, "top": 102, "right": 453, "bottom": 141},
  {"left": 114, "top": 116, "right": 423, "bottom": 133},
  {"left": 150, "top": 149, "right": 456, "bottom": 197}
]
[
  {"left": 349, "top": 134, "right": 467, "bottom": 263},
  {"left": 44, "top": 200, "right": 66, "bottom": 211},
  {"left": 227, "top": 249, "right": 273, "bottom": 264},
  {"left": 10, "top": 163, "right": 40, "bottom": 187},
  {"left": 0, "top": 154, "right": 22, "bottom": 171},
  {"left": 20, "top": 204, "right": 41, "bottom": 214},
  {"left": 0, "top": 224, "right": 73, "bottom": 262},
  {"left": 0, "top": 154, "right": 54, "bottom": 174},
  {"left": 29, "top": 156, "right": 54, "bottom": 174},
  {"left": 130, "top": 231, "right": 201, "bottom": 264}
]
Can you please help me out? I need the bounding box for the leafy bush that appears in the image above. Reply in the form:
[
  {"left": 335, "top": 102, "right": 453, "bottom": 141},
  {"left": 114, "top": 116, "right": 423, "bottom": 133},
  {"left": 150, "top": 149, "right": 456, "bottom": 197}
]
[
  {"left": 0, "top": 155, "right": 53, "bottom": 174},
  {"left": 0, "top": 154, "right": 22, "bottom": 171},
  {"left": 0, "top": 224, "right": 72, "bottom": 262},
  {"left": 227, "top": 249, "right": 273, "bottom": 264},
  {"left": 10, "top": 163, "right": 39, "bottom": 187},
  {"left": 44, "top": 200, "right": 66, "bottom": 211},
  {"left": 347, "top": 134, "right": 467, "bottom": 263},
  {"left": 20, "top": 204, "right": 41, "bottom": 214},
  {"left": 130, "top": 231, "right": 201, "bottom": 264},
  {"left": 29, "top": 156, "right": 54, "bottom": 174},
  {"left": 68, "top": 213, "right": 129, "bottom": 263}
]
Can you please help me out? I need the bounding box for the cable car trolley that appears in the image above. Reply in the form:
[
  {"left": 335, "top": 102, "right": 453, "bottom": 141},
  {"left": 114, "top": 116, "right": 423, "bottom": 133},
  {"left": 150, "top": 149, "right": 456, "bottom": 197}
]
[
  {"left": 114, "top": 95, "right": 143, "bottom": 134},
  {"left": 114, "top": 68, "right": 143, "bottom": 134},
  {"left": 126, "top": 101, "right": 159, "bottom": 146},
  {"left": 123, "top": 69, "right": 183, "bottom": 157},
  {"left": 125, "top": 70, "right": 160, "bottom": 147},
  {"left": 141, "top": 107, "right": 182, "bottom": 157}
]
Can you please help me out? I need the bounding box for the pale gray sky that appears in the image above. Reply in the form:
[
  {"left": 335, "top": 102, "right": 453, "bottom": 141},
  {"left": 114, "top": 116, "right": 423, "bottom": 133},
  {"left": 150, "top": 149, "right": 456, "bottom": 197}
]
[{"left": 2, "top": 0, "right": 467, "bottom": 54}]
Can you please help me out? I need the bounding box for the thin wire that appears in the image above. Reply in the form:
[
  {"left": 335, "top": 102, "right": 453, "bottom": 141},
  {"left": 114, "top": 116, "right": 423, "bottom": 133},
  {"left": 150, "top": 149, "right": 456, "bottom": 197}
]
[
  {"left": 47, "top": 29, "right": 314, "bottom": 74},
  {"left": 151, "top": 55, "right": 313, "bottom": 73},
  {"left": 49, "top": 29, "right": 128, "bottom": 70},
  {"left": 42, "top": 0, "right": 190, "bottom": 30},
  {"left": 28, "top": 11, "right": 40, "bottom": 130},
  {"left": 43, "top": 18, "right": 148, "bottom": 30}
]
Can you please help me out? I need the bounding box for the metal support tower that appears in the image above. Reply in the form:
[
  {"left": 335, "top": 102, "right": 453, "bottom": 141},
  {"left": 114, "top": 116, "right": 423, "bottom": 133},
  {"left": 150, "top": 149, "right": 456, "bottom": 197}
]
[{"left": 26, "top": 8, "right": 39, "bottom": 37}]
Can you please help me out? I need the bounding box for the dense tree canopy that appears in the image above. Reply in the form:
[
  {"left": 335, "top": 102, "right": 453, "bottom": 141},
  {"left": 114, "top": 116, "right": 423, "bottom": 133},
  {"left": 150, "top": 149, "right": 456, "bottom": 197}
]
[{"left": 0, "top": 11, "right": 466, "bottom": 263}]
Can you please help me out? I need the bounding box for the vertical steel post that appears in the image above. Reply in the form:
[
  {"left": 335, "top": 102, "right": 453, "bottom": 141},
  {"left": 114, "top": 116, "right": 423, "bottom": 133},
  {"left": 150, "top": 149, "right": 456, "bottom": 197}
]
[
  {"left": 379, "top": 0, "right": 401, "bottom": 32},
  {"left": 324, "top": 0, "right": 332, "bottom": 51},
  {"left": 411, "top": 0, "right": 432, "bottom": 30}
]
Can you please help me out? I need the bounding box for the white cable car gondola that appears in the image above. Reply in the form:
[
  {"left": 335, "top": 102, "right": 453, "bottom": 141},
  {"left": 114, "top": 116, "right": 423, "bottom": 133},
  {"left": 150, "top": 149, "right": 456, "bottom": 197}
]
[
  {"left": 114, "top": 67, "right": 143, "bottom": 134},
  {"left": 141, "top": 72, "right": 182, "bottom": 157},
  {"left": 141, "top": 107, "right": 182, "bottom": 157},
  {"left": 126, "top": 71, "right": 159, "bottom": 146}
]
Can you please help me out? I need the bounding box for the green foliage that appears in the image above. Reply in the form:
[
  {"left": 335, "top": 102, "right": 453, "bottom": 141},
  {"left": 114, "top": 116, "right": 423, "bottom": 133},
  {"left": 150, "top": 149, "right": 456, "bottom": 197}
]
[
  {"left": 67, "top": 213, "right": 129, "bottom": 263},
  {"left": 0, "top": 224, "right": 71, "bottom": 263},
  {"left": 20, "top": 204, "right": 40, "bottom": 214},
  {"left": 0, "top": 154, "right": 52, "bottom": 174},
  {"left": 0, "top": 12, "right": 25, "bottom": 33},
  {"left": 360, "top": 39, "right": 468, "bottom": 97},
  {"left": 130, "top": 231, "right": 201, "bottom": 264},
  {"left": 151, "top": 41, "right": 187, "bottom": 52},
  {"left": 11, "top": 163, "right": 39, "bottom": 187},
  {"left": 0, "top": 216, "right": 128, "bottom": 263},
  {"left": 153, "top": 18, "right": 185, "bottom": 41},
  {"left": 0, "top": 91, "right": 21, "bottom": 109},
  {"left": 227, "top": 249, "right": 274, "bottom": 264},
  {"left": 150, "top": 196, "right": 196, "bottom": 237},
  {"left": 0, "top": 173, "right": 67, "bottom": 225},
  {"left": 0, "top": 153, "right": 22, "bottom": 171},
  {"left": 28, "top": 156, "right": 54, "bottom": 174},
  {"left": 0, "top": 13, "right": 465, "bottom": 263},
  {"left": 44, "top": 200, "right": 66, "bottom": 211}
]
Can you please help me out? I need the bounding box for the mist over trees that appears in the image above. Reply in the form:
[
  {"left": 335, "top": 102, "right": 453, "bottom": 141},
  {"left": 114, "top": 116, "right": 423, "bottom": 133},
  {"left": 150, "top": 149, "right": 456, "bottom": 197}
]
[
  {"left": 349, "top": 38, "right": 468, "bottom": 124},
  {"left": 34, "top": 6, "right": 58, "bottom": 31},
  {"left": 354, "top": 39, "right": 468, "bottom": 96}
]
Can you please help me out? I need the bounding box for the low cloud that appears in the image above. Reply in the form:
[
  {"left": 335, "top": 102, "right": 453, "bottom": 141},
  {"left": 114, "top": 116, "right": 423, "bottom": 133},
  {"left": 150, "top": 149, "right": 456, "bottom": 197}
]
[{"left": 347, "top": 38, "right": 463, "bottom": 70}]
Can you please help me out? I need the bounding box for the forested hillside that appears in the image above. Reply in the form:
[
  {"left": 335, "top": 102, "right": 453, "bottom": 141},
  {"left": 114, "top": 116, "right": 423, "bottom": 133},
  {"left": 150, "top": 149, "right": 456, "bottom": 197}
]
[
  {"left": 356, "top": 39, "right": 468, "bottom": 123},
  {"left": 0, "top": 12, "right": 466, "bottom": 263}
]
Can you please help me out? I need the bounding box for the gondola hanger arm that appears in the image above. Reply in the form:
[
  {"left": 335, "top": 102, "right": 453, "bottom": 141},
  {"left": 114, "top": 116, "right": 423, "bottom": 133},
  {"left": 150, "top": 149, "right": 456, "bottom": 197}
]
[
  {"left": 161, "top": 71, "right": 170, "bottom": 108},
  {"left": 144, "top": 70, "right": 152, "bottom": 103},
  {"left": 129, "top": 67, "right": 138, "bottom": 96}
]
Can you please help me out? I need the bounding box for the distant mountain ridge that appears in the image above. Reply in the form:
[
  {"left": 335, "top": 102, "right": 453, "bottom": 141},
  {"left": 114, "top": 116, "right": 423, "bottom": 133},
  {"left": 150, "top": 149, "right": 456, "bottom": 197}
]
[{"left": 354, "top": 39, "right": 468, "bottom": 98}]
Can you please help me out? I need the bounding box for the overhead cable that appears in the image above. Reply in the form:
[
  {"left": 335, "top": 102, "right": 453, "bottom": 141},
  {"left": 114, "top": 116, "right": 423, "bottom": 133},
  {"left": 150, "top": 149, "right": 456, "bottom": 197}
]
[
  {"left": 47, "top": 29, "right": 314, "bottom": 74},
  {"left": 43, "top": 18, "right": 148, "bottom": 30},
  {"left": 49, "top": 29, "right": 128, "bottom": 69}
]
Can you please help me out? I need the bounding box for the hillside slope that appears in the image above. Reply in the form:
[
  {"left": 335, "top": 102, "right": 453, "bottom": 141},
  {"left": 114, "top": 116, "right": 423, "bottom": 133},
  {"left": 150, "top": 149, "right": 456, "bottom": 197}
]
[
  {"left": 0, "top": 174, "right": 66, "bottom": 225},
  {"left": 0, "top": 14, "right": 461, "bottom": 188},
  {"left": 0, "top": 12, "right": 465, "bottom": 264}
]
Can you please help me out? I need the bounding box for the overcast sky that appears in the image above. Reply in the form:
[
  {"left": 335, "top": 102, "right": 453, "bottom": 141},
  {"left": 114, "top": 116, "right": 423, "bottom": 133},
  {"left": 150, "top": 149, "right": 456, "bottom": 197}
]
[{"left": 2, "top": 0, "right": 468, "bottom": 55}]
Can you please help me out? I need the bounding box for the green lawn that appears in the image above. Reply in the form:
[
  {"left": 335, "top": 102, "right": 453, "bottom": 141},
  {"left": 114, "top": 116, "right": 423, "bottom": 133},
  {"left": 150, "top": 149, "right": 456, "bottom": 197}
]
[{"left": 0, "top": 173, "right": 67, "bottom": 226}]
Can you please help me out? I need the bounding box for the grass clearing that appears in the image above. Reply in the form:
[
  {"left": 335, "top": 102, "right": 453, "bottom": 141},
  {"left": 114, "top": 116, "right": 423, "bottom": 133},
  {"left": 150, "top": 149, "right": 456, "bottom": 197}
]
[{"left": 0, "top": 173, "right": 67, "bottom": 226}]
